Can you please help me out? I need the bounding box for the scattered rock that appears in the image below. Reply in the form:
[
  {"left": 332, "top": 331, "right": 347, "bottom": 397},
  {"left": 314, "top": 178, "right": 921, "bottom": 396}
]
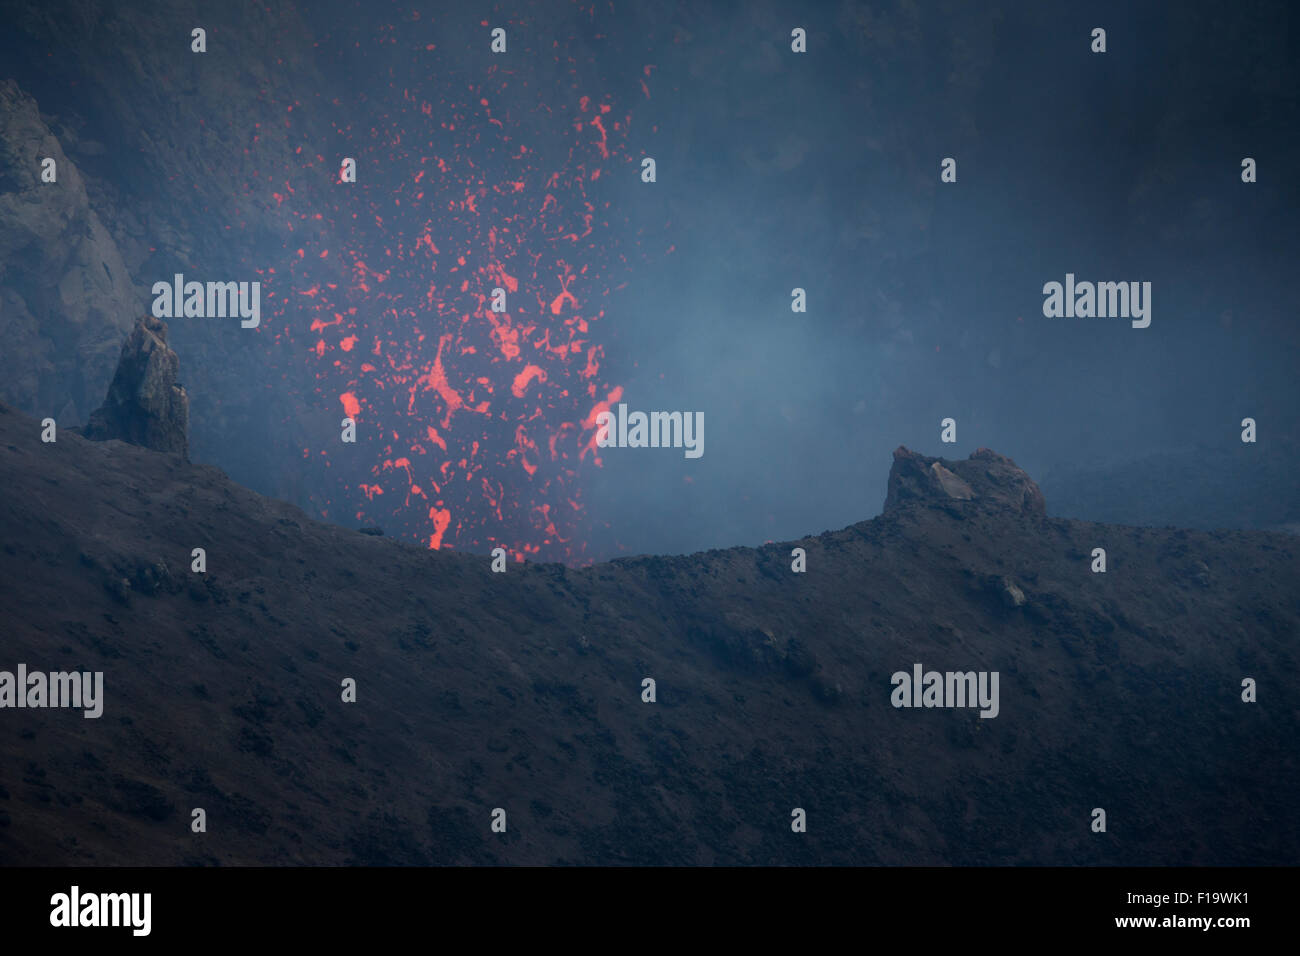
[
  {"left": 104, "top": 576, "right": 132, "bottom": 605},
  {"left": 1000, "top": 577, "right": 1027, "bottom": 608},
  {"left": 809, "top": 669, "right": 844, "bottom": 704},
  {"left": 783, "top": 637, "right": 817, "bottom": 678}
]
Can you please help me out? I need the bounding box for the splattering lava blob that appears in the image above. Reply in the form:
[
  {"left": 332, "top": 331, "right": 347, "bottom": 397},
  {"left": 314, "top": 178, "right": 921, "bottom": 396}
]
[{"left": 255, "top": 12, "right": 659, "bottom": 564}]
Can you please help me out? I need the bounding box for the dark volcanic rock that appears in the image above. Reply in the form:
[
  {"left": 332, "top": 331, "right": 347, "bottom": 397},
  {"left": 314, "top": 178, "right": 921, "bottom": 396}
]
[
  {"left": 81, "top": 316, "right": 189, "bottom": 457},
  {"left": 0, "top": 79, "right": 138, "bottom": 423},
  {"left": 0, "top": 407, "right": 1297, "bottom": 866},
  {"left": 885, "top": 446, "right": 1047, "bottom": 518}
]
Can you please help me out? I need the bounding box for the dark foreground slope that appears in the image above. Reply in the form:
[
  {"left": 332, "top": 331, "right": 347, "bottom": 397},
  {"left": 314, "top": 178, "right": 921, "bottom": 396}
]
[{"left": 0, "top": 403, "right": 1296, "bottom": 865}]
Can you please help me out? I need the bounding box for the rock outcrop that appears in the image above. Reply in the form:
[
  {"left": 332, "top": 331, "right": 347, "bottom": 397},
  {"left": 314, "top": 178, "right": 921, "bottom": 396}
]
[
  {"left": 0, "top": 6, "right": 335, "bottom": 503},
  {"left": 0, "top": 79, "right": 138, "bottom": 423},
  {"left": 82, "top": 315, "right": 189, "bottom": 457},
  {"left": 884, "top": 446, "right": 1047, "bottom": 517}
]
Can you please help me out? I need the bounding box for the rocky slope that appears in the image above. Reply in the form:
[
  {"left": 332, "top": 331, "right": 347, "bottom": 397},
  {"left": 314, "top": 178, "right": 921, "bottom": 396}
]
[
  {"left": 0, "top": 409, "right": 1295, "bottom": 865},
  {"left": 0, "top": 79, "right": 138, "bottom": 423}
]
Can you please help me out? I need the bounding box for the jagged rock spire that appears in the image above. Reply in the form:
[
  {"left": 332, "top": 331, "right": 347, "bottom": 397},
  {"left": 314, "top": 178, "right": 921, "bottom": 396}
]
[{"left": 82, "top": 316, "right": 189, "bottom": 458}]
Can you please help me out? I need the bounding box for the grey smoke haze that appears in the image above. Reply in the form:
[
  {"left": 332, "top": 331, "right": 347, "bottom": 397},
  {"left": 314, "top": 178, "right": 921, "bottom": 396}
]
[
  {"left": 3, "top": 0, "right": 1296, "bottom": 561},
  {"left": 577, "top": 0, "right": 1300, "bottom": 557}
]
